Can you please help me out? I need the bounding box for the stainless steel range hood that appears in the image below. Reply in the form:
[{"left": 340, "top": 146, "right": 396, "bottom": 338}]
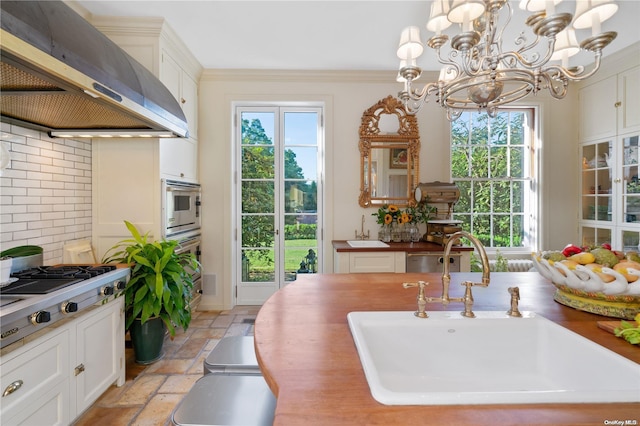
[{"left": 0, "top": 1, "right": 189, "bottom": 138}]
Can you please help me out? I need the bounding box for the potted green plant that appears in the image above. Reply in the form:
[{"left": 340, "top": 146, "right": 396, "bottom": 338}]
[{"left": 102, "top": 221, "right": 200, "bottom": 364}]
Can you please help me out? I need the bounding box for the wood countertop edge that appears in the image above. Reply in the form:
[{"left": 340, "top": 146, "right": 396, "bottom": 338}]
[
  {"left": 255, "top": 272, "right": 640, "bottom": 426},
  {"left": 332, "top": 240, "right": 474, "bottom": 252}
]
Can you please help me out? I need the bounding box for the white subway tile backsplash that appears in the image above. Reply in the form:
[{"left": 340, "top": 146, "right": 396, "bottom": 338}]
[{"left": 0, "top": 124, "right": 92, "bottom": 265}]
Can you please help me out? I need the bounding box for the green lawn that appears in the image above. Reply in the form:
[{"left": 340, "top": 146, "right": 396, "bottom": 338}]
[{"left": 244, "top": 239, "right": 318, "bottom": 272}]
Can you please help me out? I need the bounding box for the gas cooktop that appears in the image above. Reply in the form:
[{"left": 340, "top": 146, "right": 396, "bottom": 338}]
[
  {"left": 0, "top": 264, "right": 130, "bottom": 349},
  {"left": 0, "top": 265, "right": 117, "bottom": 295}
]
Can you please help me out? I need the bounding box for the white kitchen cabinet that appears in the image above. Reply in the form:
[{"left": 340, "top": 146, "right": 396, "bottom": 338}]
[
  {"left": 92, "top": 17, "right": 202, "bottom": 183},
  {"left": 73, "top": 297, "right": 125, "bottom": 416},
  {"left": 160, "top": 137, "right": 198, "bottom": 181},
  {"left": 578, "top": 61, "right": 640, "bottom": 250},
  {"left": 579, "top": 75, "right": 617, "bottom": 142},
  {"left": 618, "top": 66, "right": 640, "bottom": 135},
  {"left": 161, "top": 50, "right": 198, "bottom": 140},
  {"left": 0, "top": 327, "right": 71, "bottom": 425},
  {"left": 0, "top": 298, "right": 124, "bottom": 425},
  {"left": 334, "top": 251, "right": 406, "bottom": 273}
]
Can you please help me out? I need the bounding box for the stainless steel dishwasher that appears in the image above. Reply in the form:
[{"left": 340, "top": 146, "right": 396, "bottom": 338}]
[{"left": 406, "top": 252, "right": 461, "bottom": 272}]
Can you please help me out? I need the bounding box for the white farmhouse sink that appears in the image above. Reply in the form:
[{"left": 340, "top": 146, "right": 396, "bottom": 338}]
[
  {"left": 347, "top": 311, "right": 640, "bottom": 405},
  {"left": 347, "top": 240, "right": 389, "bottom": 248}
]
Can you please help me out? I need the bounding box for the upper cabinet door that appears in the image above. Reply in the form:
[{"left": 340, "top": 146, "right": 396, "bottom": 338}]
[
  {"left": 579, "top": 76, "right": 617, "bottom": 142},
  {"left": 161, "top": 50, "right": 198, "bottom": 141},
  {"left": 618, "top": 66, "right": 640, "bottom": 135}
]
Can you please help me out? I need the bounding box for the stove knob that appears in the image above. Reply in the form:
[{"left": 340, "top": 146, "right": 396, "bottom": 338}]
[
  {"left": 30, "top": 311, "right": 51, "bottom": 325},
  {"left": 101, "top": 286, "right": 114, "bottom": 296},
  {"left": 116, "top": 280, "right": 126, "bottom": 290},
  {"left": 61, "top": 301, "right": 78, "bottom": 314}
]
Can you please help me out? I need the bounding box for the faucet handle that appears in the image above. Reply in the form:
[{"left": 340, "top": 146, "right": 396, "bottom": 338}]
[
  {"left": 403, "top": 281, "right": 429, "bottom": 318},
  {"left": 402, "top": 281, "right": 427, "bottom": 290},
  {"left": 507, "top": 287, "right": 523, "bottom": 317}
]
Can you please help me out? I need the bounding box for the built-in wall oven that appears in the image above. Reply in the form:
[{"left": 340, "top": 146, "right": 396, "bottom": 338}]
[{"left": 162, "top": 179, "right": 201, "bottom": 240}]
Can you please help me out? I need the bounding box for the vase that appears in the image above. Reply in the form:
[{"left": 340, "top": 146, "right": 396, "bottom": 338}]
[
  {"left": 401, "top": 223, "right": 411, "bottom": 242},
  {"left": 408, "top": 223, "right": 421, "bottom": 242},
  {"left": 391, "top": 222, "right": 402, "bottom": 243},
  {"left": 378, "top": 224, "right": 391, "bottom": 242},
  {"left": 130, "top": 316, "right": 166, "bottom": 364}
]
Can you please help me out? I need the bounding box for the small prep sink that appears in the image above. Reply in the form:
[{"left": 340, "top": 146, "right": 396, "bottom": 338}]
[
  {"left": 347, "top": 311, "right": 640, "bottom": 405},
  {"left": 347, "top": 240, "right": 389, "bottom": 248}
]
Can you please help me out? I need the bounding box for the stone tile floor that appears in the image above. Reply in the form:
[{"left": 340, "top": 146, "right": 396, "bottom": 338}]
[{"left": 72, "top": 306, "right": 260, "bottom": 426}]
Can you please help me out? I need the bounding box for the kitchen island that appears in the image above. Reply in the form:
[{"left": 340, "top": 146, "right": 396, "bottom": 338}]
[{"left": 254, "top": 272, "right": 640, "bottom": 425}]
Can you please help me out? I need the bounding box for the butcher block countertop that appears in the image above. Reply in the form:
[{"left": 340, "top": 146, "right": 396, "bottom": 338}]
[
  {"left": 332, "top": 239, "right": 474, "bottom": 252},
  {"left": 254, "top": 272, "right": 640, "bottom": 426}
]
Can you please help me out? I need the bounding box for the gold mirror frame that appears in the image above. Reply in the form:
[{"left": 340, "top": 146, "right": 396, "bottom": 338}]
[{"left": 358, "top": 96, "right": 420, "bottom": 207}]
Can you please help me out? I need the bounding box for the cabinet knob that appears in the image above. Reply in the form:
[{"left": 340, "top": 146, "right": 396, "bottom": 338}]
[
  {"left": 181, "top": 97, "right": 186, "bottom": 104},
  {"left": 615, "top": 101, "right": 622, "bottom": 108},
  {"left": 615, "top": 178, "right": 622, "bottom": 183},
  {"left": 2, "top": 380, "right": 23, "bottom": 397}
]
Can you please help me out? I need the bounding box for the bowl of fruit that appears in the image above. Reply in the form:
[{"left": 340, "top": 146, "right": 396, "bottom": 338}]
[{"left": 532, "top": 244, "right": 640, "bottom": 319}]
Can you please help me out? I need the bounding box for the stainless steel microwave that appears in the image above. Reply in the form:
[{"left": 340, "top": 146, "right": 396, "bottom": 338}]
[{"left": 162, "top": 179, "right": 201, "bottom": 239}]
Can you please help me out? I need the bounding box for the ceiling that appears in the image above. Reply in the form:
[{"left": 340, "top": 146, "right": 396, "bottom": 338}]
[{"left": 73, "top": 0, "right": 640, "bottom": 72}]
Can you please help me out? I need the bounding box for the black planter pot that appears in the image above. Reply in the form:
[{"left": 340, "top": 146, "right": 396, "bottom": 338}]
[{"left": 130, "top": 317, "right": 165, "bottom": 364}]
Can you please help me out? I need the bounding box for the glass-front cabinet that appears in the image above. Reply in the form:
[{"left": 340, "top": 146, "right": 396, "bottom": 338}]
[{"left": 580, "top": 133, "right": 640, "bottom": 250}]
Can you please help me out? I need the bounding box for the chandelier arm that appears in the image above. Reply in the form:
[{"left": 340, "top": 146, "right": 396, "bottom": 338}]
[
  {"left": 493, "top": 1, "right": 512, "bottom": 53},
  {"left": 440, "top": 49, "right": 464, "bottom": 78},
  {"left": 401, "top": 81, "right": 440, "bottom": 114},
  {"left": 543, "top": 51, "right": 603, "bottom": 82},
  {"left": 536, "top": 72, "right": 568, "bottom": 99},
  {"left": 499, "top": 39, "right": 554, "bottom": 71}
]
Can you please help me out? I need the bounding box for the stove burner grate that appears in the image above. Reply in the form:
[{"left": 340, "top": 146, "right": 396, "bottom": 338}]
[
  {"left": 0, "top": 278, "right": 83, "bottom": 294},
  {"left": 0, "top": 265, "right": 117, "bottom": 295}
]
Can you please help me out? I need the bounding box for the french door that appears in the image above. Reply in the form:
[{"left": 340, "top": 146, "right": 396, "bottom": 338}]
[{"left": 235, "top": 104, "right": 323, "bottom": 304}]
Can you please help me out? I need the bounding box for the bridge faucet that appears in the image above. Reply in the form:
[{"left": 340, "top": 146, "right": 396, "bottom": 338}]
[{"left": 404, "top": 231, "right": 490, "bottom": 318}]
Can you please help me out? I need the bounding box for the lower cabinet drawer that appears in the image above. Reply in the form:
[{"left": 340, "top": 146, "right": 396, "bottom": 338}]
[
  {"left": 0, "top": 326, "right": 70, "bottom": 423},
  {"left": 3, "top": 380, "right": 70, "bottom": 426},
  {"left": 348, "top": 252, "right": 406, "bottom": 273}
]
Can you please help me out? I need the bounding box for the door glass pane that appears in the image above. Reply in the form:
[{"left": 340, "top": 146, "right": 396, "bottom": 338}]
[
  {"left": 241, "top": 248, "right": 275, "bottom": 282},
  {"left": 242, "top": 146, "right": 275, "bottom": 178},
  {"left": 284, "top": 215, "right": 317, "bottom": 282},
  {"left": 623, "top": 135, "right": 640, "bottom": 224},
  {"left": 242, "top": 181, "right": 274, "bottom": 213},
  {"left": 622, "top": 230, "right": 640, "bottom": 252}
]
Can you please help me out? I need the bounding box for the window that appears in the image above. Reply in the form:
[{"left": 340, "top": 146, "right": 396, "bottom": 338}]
[{"left": 450, "top": 109, "right": 537, "bottom": 250}]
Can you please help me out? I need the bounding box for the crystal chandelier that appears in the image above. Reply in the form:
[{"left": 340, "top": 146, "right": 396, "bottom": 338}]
[{"left": 397, "top": 0, "right": 618, "bottom": 120}]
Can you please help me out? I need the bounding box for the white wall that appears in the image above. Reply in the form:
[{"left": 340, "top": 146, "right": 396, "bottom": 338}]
[
  {"left": 0, "top": 123, "right": 93, "bottom": 264},
  {"left": 197, "top": 69, "right": 581, "bottom": 310}
]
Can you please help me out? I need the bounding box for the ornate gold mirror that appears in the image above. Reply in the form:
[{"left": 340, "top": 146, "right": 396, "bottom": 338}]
[{"left": 359, "top": 96, "right": 420, "bottom": 207}]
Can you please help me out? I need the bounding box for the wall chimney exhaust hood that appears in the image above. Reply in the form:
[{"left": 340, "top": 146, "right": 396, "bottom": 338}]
[{"left": 0, "top": 1, "right": 189, "bottom": 138}]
